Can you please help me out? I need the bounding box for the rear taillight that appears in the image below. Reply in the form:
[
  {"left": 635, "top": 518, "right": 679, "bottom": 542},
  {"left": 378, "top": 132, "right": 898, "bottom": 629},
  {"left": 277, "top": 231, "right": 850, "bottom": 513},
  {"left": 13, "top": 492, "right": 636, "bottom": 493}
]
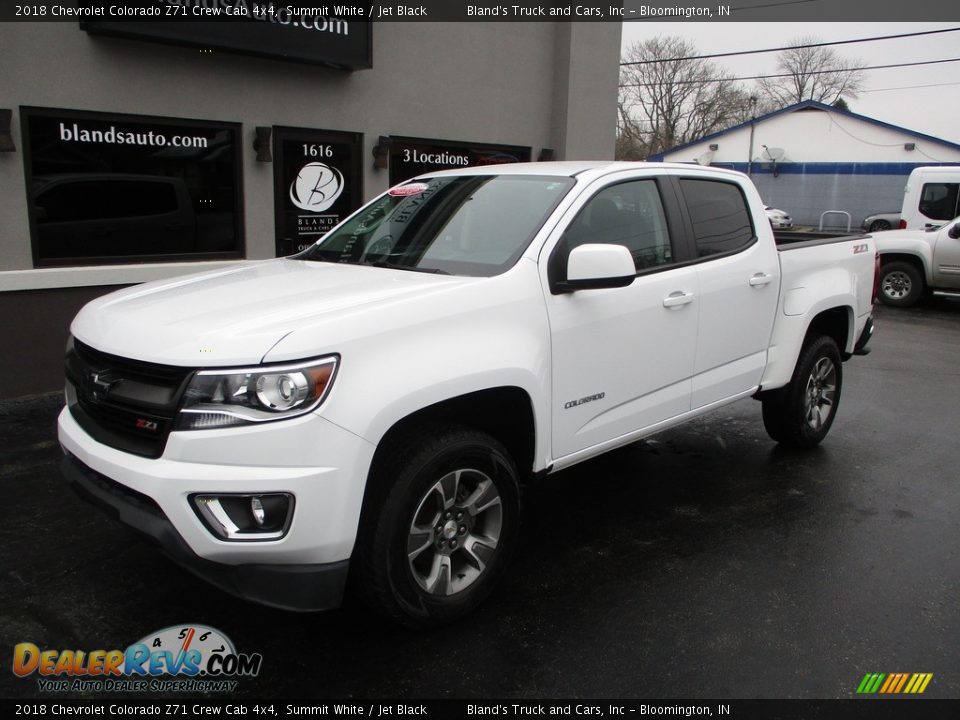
[
  {"left": 898, "top": 219, "right": 907, "bottom": 229},
  {"left": 872, "top": 252, "right": 881, "bottom": 304}
]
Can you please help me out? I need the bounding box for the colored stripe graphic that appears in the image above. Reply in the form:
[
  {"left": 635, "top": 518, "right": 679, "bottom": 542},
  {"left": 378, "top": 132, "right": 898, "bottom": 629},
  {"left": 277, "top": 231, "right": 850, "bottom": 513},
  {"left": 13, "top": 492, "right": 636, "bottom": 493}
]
[
  {"left": 857, "top": 673, "right": 885, "bottom": 694},
  {"left": 881, "top": 673, "right": 905, "bottom": 693},
  {"left": 893, "top": 673, "right": 909, "bottom": 693},
  {"left": 857, "top": 672, "right": 932, "bottom": 694}
]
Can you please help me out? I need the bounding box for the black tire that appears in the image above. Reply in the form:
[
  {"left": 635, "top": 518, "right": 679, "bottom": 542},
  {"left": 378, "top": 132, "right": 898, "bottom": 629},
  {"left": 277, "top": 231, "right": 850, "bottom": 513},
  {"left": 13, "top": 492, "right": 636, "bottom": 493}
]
[
  {"left": 868, "top": 219, "right": 892, "bottom": 232},
  {"left": 354, "top": 426, "right": 520, "bottom": 628},
  {"left": 762, "top": 335, "right": 843, "bottom": 449},
  {"left": 878, "top": 260, "right": 923, "bottom": 307}
]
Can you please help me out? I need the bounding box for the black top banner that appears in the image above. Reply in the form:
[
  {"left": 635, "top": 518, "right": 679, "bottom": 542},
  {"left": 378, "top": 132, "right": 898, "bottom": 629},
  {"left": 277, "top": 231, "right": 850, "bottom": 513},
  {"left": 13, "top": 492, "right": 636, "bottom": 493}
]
[
  {"left": 3, "top": 0, "right": 959, "bottom": 22},
  {"left": 2, "top": 699, "right": 960, "bottom": 719}
]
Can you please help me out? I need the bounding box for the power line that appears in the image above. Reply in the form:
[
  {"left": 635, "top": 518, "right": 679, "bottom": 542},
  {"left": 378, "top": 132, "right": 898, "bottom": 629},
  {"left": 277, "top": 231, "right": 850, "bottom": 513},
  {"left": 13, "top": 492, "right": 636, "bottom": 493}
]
[
  {"left": 621, "top": 27, "right": 960, "bottom": 66},
  {"left": 619, "top": 56, "right": 960, "bottom": 88},
  {"left": 862, "top": 80, "right": 960, "bottom": 93}
]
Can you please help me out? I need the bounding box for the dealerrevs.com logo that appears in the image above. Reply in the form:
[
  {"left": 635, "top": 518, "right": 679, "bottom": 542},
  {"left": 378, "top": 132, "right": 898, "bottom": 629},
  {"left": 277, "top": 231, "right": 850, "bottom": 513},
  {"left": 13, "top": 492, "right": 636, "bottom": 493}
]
[{"left": 12, "top": 624, "right": 262, "bottom": 693}]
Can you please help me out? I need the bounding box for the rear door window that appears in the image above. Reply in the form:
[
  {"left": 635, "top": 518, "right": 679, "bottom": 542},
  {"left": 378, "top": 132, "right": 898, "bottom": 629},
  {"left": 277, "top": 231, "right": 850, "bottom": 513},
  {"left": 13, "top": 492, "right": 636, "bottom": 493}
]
[{"left": 679, "top": 179, "right": 755, "bottom": 257}]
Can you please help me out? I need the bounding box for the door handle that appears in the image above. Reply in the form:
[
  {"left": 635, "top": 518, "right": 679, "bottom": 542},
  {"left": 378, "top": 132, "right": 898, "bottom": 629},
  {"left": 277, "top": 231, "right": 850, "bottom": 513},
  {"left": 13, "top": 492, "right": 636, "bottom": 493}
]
[
  {"left": 749, "top": 273, "right": 774, "bottom": 287},
  {"left": 663, "top": 291, "right": 695, "bottom": 308}
]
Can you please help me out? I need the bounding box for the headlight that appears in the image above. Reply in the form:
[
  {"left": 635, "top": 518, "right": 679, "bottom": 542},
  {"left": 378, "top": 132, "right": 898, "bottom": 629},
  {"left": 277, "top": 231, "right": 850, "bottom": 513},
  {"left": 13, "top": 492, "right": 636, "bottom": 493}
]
[{"left": 176, "top": 356, "right": 338, "bottom": 430}]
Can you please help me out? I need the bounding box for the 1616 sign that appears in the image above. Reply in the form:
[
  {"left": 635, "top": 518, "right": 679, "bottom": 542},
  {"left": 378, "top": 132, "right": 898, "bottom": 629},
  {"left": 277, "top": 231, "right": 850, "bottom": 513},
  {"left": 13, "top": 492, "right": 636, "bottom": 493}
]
[{"left": 274, "top": 128, "right": 363, "bottom": 257}]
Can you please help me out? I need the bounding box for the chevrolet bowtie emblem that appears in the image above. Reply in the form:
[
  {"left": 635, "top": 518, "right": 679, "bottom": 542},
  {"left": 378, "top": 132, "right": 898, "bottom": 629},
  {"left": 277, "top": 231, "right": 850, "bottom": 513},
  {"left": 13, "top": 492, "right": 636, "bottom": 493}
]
[{"left": 88, "top": 371, "right": 119, "bottom": 400}]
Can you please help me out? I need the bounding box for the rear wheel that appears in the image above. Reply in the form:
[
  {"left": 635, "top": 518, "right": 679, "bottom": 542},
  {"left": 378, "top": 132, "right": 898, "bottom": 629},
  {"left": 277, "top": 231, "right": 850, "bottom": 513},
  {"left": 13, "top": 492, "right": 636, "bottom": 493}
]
[
  {"left": 878, "top": 261, "right": 923, "bottom": 307},
  {"left": 868, "top": 219, "right": 892, "bottom": 232},
  {"left": 762, "top": 335, "right": 843, "bottom": 449},
  {"left": 355, "top": 426, "right": 520, "bottom": 628}
]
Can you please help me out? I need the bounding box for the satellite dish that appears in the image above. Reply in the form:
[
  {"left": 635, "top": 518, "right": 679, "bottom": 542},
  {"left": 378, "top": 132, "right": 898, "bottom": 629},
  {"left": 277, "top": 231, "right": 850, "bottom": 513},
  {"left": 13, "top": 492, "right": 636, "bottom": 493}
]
[
  {"left": 759, "top": 145, "right": 787, "bottom": 178},
  {"left": 694, "top": 151, "right": 714, "bottom": 166},
  {"left": 762, "top": 146, "right": 787, "bottom": 162}
]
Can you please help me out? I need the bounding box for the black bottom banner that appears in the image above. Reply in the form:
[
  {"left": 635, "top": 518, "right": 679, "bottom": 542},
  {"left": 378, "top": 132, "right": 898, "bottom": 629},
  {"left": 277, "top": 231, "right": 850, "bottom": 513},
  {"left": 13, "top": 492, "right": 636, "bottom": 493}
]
[{"left": 2, "top": 699, "right": 958, "bottom": 720}]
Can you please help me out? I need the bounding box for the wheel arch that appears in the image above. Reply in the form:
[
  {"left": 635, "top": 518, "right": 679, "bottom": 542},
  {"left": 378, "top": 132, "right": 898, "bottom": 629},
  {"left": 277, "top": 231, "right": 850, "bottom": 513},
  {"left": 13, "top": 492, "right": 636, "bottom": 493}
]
[
  {"left": 879, "top": 252, "right": 929, "bottom": 287},
  {"left": 356, "top": 386, "right": 538, "bottom": 534},
  {"left": 804, "top": 306, "right": 853, "bottom": 358},
  {"left": 369, "top": 386, "right": 537, "bottom": 481},
  {"left": 760, "top": 301, "right": 859, "bottom": 391}
]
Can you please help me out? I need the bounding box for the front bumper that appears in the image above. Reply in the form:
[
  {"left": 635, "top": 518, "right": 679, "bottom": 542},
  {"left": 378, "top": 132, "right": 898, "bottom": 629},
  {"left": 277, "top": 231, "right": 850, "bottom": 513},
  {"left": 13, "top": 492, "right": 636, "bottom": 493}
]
[
  {"left": 63, "top": 452, "right": 348, "bottom": 611},
  {"left": 58, "top": 407, "right": 376, "bottom": 611}
]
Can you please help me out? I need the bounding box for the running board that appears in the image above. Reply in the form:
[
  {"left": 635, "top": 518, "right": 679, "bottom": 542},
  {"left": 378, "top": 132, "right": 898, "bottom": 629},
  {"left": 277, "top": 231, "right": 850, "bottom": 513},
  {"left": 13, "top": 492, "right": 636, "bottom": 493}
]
[{"left": 932, "top": 290, "right": 960, "bottom": 298}]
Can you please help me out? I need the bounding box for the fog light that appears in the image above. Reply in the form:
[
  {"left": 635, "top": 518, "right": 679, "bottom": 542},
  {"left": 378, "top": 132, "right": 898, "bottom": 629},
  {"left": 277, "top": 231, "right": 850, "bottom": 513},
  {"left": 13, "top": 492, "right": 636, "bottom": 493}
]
[
  {"left": 191, "top": 493, "right": 294, "bottom": 541},
  {"left": 251, "top": 496, "right": 265, "bottom": 526}
]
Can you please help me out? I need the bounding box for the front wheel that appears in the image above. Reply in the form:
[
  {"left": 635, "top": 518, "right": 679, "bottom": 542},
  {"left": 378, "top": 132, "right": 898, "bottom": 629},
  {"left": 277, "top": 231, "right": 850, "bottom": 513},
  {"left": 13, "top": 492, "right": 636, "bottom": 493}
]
[
  {"left": 878, "top": 261, "right": 923, "bottom": 307},
  {"left": 355, "top": 427, "right": 520, "bottom": 628},
  {"left": 762, "top": 335, "right": 843, "bottom": 449}
]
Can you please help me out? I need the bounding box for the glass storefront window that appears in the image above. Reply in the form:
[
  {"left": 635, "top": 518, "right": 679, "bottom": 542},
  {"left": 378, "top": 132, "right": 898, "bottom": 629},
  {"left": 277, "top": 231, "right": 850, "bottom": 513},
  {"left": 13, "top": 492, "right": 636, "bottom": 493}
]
[{"left": 22, "top": 108, "right": 243, "bottom": 267}]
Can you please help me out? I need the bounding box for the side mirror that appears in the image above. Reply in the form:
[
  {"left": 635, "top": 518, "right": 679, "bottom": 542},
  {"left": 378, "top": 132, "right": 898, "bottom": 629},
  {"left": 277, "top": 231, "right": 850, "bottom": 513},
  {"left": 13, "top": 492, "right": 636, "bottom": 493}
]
[
  {"left": 555, "top": 244, "right": 635, "bottom": 293},
  {"left": 949, "top": 224, "right": 960, "bottom": 240}
]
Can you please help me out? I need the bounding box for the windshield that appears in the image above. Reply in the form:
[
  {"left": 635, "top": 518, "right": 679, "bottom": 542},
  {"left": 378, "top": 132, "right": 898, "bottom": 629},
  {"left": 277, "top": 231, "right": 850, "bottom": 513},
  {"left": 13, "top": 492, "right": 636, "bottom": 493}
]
[{"left": 299, "top": 175, "right": 575, "bottom": 277}]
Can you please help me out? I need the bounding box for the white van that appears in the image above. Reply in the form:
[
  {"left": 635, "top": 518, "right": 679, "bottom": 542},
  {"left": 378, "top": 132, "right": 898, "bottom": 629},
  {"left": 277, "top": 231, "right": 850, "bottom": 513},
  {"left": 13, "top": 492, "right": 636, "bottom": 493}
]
[{"left": 900, "top": 166, "right": 960, "bottom": 229}]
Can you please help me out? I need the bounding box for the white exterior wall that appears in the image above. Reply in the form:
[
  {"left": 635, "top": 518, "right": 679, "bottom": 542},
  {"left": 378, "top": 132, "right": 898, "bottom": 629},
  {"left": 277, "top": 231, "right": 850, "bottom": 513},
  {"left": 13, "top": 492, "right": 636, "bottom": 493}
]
[
  {"left": 662, "top": 107, "right": 960, "bottom": 166},
  {"left": 659, "top": 106, "right": 960, "bottom": 228}
]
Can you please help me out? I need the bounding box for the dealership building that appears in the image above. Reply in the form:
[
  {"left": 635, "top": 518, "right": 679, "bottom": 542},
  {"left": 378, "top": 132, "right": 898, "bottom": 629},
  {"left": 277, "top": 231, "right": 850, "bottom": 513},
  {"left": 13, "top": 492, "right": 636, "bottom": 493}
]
[
  {"left": 0, "top": 19, "right": 621, "bottom": 398},
  {"left": 650, "top": 100, "right": 960, "bottom": 228}
]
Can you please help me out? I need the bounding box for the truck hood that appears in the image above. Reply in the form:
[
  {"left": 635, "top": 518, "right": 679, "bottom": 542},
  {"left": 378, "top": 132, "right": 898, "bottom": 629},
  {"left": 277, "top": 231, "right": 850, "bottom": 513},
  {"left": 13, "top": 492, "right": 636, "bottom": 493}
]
[
  {"left": 870, "top": 227, "right": 936, "bottom": 249},
  {"left": 71, "top": 260, "right": 473, "bottom": 366}
]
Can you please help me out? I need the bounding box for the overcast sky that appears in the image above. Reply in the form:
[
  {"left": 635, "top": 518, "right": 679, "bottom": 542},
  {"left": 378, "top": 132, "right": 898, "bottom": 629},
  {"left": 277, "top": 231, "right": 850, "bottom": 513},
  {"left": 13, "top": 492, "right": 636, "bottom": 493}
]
[{"left": 620, "top": 22, "right": 960, "bottom": 144}]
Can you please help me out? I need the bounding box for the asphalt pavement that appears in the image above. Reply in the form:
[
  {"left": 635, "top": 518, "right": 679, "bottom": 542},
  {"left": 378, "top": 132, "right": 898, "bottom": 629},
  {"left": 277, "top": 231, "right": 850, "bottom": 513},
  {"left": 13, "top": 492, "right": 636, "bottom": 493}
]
[{"left": 1, "top": 301, "right": 958, "bottom": 700}]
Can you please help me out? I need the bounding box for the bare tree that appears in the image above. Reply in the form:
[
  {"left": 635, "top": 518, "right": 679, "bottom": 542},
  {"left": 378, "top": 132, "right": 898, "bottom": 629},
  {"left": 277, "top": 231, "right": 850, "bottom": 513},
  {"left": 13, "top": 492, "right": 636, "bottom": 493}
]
[
  {"left": 618, "top": 36, "right": 755, "bottom": 159},
  {"left": 758, "top": 36, "right": 866, "bottom": 108}
]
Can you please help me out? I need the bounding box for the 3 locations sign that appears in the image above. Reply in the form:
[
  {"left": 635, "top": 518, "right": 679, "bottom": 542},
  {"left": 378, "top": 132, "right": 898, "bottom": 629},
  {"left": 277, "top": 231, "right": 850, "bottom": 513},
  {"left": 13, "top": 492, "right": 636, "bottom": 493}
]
[
  {"left": 82, "top": 1, "right": 372, "bottom": 70},
  {"left": 388, "top": 137, "right": 532, "bottom": 185},
  {"left": 273, "top": 127, "right": 363, "bottom": 256}
]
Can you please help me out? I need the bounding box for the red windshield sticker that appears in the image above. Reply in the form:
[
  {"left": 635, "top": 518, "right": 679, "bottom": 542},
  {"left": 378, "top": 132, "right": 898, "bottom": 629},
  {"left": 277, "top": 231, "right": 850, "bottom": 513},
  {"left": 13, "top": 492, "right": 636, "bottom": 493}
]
[{"left": 389, "top": 183, "right": 429, "bottom": 197}]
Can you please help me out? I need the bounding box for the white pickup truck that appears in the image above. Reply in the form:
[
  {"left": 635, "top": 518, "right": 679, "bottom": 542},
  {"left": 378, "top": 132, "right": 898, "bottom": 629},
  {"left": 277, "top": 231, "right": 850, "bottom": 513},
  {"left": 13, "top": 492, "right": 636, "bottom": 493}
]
[
  {"left": 59, "top": 162, "right": 877, "bottom": 627},
  {"left": 874, "top": 215, "right": 960, "bottom": 307}
]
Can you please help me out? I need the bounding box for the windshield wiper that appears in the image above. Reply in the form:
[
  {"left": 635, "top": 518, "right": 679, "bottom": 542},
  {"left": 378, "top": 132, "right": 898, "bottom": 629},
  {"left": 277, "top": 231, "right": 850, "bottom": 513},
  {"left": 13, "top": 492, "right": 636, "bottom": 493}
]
[{"left": 366, "top": 261, "right": 450, "bottom": 275}]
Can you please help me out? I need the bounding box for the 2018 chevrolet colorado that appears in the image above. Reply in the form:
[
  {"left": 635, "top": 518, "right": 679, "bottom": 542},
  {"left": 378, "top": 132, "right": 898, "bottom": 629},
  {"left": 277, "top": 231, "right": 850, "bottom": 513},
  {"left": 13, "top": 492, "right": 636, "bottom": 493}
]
[{"left": 59, "top": 162, "right": 877, "bottom": 627}]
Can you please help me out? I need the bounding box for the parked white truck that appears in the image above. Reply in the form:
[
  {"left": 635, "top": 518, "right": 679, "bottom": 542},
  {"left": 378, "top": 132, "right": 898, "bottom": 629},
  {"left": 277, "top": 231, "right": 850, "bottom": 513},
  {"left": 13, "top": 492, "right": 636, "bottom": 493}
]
[
  {"left": 874, "top": 215, "right": 960, "bottom": 307},
  {"left": 59, "top": 162, "right": 877, "bottom": 627}
]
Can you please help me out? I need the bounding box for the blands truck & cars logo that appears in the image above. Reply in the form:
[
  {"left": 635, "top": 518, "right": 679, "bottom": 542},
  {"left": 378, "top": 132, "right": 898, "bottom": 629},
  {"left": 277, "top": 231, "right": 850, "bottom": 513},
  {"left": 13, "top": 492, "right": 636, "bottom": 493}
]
[
  {"left": 290, "top": 162, "right": 345, "bottom": 213},
  {"left": 12, "top": 624, "right": 262, "bottom": 693}
]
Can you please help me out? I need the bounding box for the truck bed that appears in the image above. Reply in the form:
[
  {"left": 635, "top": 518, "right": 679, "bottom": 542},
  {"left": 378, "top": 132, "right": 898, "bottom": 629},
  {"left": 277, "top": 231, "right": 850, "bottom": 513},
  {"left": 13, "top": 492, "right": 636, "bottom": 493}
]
[{"left": 773, "top": 229, "right": 868, "bottom": 250}]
